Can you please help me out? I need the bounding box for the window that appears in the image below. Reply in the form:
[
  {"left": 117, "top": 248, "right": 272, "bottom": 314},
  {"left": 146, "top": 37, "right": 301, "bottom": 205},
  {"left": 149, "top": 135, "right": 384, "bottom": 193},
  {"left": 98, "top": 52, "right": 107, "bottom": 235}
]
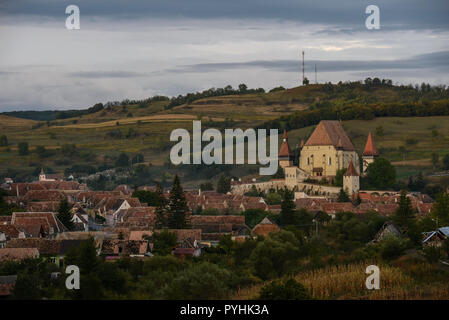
[
  {"left": 328, "top": 157, "right": 332, "bottom": 165},
  {"left": 307, "top": 157, "right": 310, "bottom": 165}
]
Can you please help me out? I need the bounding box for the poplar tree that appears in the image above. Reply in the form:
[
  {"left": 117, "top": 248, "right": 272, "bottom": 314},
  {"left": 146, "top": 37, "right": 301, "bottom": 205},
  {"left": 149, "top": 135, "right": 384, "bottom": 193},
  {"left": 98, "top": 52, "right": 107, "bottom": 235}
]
[{"left": 168, "top": 175, "right": 189, "bottom": 229}]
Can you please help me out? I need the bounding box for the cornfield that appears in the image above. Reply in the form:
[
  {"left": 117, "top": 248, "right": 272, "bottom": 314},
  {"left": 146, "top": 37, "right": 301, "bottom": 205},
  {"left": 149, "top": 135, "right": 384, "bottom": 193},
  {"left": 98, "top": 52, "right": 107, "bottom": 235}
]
[{"left": 233, "top": 262, "right": 449, "bottom": 300}]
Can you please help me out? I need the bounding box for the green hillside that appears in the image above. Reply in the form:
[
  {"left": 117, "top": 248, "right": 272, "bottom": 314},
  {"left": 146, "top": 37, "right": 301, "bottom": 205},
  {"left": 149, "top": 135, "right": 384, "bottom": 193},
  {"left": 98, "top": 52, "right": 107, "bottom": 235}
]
[{"left": 1, "top": 81, "right": 449, "bottom": 186}]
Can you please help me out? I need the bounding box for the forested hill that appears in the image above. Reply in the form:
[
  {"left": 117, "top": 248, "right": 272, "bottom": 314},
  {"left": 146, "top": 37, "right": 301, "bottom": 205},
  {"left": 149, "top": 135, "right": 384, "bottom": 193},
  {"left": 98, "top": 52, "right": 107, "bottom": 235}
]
[{"left": 3, "top": 79, "right": 449, "bottom": 122}]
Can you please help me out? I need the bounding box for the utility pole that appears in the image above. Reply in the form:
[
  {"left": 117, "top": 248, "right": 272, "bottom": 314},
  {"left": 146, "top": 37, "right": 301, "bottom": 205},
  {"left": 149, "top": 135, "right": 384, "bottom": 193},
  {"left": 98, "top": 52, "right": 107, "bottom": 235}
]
[
  {"left": 302, "top": 50, "right": 305, "bottom": 84},
  {"left": 315, "top": 64, "right": 317, "bottom": 84}
]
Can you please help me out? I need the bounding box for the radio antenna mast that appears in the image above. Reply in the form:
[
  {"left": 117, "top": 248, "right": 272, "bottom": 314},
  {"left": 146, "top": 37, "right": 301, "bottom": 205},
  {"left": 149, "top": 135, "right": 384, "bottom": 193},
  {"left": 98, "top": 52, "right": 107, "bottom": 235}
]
[{"left": 302, "top": 50, "right": 305, "bottom": 84}]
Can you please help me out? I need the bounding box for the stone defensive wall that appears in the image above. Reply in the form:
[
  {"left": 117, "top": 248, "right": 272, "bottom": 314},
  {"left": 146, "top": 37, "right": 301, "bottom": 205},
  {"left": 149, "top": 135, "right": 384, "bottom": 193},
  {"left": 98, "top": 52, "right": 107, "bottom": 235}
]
[{"left": 230, "top": 179, "right": 286, "bottom": 195}]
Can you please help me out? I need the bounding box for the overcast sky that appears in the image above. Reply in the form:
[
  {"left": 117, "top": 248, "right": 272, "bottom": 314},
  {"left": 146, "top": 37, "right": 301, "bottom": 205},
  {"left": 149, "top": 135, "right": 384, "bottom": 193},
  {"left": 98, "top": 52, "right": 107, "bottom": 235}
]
[{"left": 1, "top": 0, "right": 449, "bottom": 111}]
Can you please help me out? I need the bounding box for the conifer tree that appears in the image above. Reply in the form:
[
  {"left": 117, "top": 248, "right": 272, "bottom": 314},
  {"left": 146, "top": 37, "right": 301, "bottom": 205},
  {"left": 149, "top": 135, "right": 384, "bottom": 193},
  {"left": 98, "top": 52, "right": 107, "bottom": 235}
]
[
  {"left": 216, "top": 175, "right": 231, "bottom": 194},
  {"left": 393, "top": 190, "right": 415, "bottom": 228},
  {"left": 431, "top": 191, "right": 449, "bottom": 227},
  {"left": 168, "top": 175, "right": 189, "bottom": 229},
  {"left": 57, "top": 198, "right": 74, "bottom": 231},
  {"left": 280, "top": 188, "right": 296, "bottom": 226},
  {"left": 337, "top": 188, "right": 350, "bottom": 202}
]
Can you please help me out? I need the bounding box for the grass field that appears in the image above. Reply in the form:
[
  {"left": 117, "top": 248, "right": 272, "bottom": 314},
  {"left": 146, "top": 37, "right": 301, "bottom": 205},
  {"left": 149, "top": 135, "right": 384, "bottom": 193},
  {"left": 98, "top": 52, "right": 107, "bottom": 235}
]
[
  {"left": 0, "top": 114, "right": 36, "bottom": 131},
  {"left": 2, "top": 83, "right": 449, "bottom": 181}
]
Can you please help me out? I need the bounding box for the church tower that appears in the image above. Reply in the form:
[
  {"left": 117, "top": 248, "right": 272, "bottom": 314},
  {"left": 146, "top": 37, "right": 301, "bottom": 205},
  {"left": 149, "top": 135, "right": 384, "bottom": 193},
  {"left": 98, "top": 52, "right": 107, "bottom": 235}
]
[
  {"left": 343, "top": 160, "right": 360, "bottom": 196},
  {"left": 39, "top": 168, "right": 46, "bottom": 181},
  {"left": 362, "top": 132, "right": 379, "bottom": 175},
  {"left": 279, "top": 129, "right": 292, "bottom": 169}
]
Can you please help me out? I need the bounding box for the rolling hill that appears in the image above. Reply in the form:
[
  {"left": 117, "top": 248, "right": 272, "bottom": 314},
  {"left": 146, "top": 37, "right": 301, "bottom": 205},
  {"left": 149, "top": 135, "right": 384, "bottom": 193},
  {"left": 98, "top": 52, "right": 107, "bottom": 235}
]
[{"left": 1, "top": 81, "right": 449, "bottom": 185}]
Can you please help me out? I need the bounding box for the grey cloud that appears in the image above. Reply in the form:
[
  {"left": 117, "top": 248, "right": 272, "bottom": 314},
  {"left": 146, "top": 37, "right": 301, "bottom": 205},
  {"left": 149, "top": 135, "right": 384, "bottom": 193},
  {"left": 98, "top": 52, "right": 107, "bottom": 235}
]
[
  {"left": 68, "top": 71, "right": 149, "bottom": 78},
  {"left": 172, "top": 51, "right": 449, "bottom": 74},
  {"left": 1, "top": 0, "right": 448, "bottom": 31}
]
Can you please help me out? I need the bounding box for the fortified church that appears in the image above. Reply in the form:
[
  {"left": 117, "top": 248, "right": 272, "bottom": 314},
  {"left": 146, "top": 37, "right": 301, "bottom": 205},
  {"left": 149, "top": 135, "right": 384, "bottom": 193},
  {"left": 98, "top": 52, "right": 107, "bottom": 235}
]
[{"left": 279, "top": 120, "right": 379, "bottom": 196}]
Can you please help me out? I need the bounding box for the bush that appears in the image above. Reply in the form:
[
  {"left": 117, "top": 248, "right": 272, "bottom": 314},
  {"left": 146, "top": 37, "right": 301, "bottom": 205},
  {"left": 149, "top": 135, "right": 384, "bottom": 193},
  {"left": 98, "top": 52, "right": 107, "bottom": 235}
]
[
  {"left": 423, "top": 246, "right": 441, "bottom": 263},
  {"left": 152, "top": 230, "right": 177, "bottom": 255},
  {"left": 163, "top": 262, "right": 231, "bottom": 299},
  {"left": 378, "top": 236, "right": 409, "bottom": 261},
  {"left": 18, "top": 142, "right": 29, "bottom": 156},
  {"left": 259, "top": 278, "right": 310, "bottom": 300},
  {"left": 250, "top": 231, "right": 301, "bottom": 280}
]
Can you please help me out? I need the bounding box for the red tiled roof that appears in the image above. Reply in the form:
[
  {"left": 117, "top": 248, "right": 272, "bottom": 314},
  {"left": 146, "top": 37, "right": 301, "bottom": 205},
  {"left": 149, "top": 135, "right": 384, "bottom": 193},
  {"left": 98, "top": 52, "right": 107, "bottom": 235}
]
[
  {"left": 417, "top": 203, "right": 433, "bottom": 215},
  {"left": 23, "top": 190, "right": 66, "bottom": 202},
  {"left": 304, "top": 120, "right": 355, "bottom": 151},
  {"left": 11, "top": 212, "right": 66, "bottom": 234},
  {"left": 322, "top": 202, "right": 355, "bottom": 214},
  {"left": 0, "top": 248, "right": 39, "bottom": 262},
  {"left": 362, "top": 132, "right": 379, "bottom": 157},
  {"left": 0, "top": 225, "right": 22, "bottom": 238},
  {"left": 344, "top": 160, "right": 359, "bottom": 177},
  {"left": 374, "top": 204, "right": 399, "bottom": 216},
  {"left": 252, "top": 217, "right": 280, "bottom": 237},
  {"left": 279, "top": 130, "right": 291, "bottom": 157},
  {"left": 27, "top": 201, "right": 60, "bottom": 212}
]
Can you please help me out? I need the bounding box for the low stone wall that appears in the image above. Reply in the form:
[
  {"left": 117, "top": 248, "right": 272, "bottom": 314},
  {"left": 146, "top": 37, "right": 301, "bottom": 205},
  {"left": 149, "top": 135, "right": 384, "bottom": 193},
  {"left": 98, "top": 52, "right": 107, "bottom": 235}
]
[
  {"left": 296, "top": 183, "right": 341, "bottom": 196},
  {"left": 231, "top": 180, "right": 286, "bottom": 195}
]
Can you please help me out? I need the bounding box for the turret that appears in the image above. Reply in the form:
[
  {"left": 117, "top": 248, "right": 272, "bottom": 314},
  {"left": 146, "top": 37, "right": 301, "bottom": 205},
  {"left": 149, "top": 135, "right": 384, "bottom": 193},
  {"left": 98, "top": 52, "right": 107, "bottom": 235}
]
[
  {"left": 362, "top": 133, "right": 379, "bottom": 175},
  {"left": 279, "top": 129, "right": 292, "bottom": 169},
  {"left": 343, "top": 160, "right": 360, "bottom": 196}
]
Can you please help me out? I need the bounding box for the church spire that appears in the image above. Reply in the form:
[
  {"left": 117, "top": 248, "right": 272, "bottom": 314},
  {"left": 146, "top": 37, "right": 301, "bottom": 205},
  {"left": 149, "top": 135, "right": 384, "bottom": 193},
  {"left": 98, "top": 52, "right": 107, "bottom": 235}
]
[
  {"left": 279, "top": 129, "right": 291, "bottom": 158},
  {"left": 362, "top": 132, "right": 379, "bottom": 157},
  {"left": 344, "top": 160, "right": 359, "bottom": 177}
]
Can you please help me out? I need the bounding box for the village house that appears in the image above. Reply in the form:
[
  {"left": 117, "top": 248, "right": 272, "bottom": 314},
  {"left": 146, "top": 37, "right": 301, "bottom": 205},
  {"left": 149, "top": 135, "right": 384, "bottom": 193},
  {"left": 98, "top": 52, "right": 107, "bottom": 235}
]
[
  {"left": 423, "top": 227, "right": 449, "bottom": 247},
  {"left": 0, "top": 275, "right": 17, "bottom": 299},
  {"left": 371, "top": 222, "right": 403, "bottom": 243},
  {"left": 113, "top": 206, "right": 156, "bottom": 228},
  {"left": 11, "top": 212, "right": 67, "bottom": 238},
  {"left": 95, "top": 197, "right": 142, "bottom": 223},
  {"left": 0, "top": 247, "right": 39, "bottom": 262},
  {"left": 6, "top": 238, "right": 82, "bottom": 267},
  {"left": 190, "top": 215, "right": 250, "bottom": 241},
  {"left": 100, "top": 239, "right": 149, "bottom": 257},
  {"left": 252, "top": 217, "right": 280, "bottom": 237}
]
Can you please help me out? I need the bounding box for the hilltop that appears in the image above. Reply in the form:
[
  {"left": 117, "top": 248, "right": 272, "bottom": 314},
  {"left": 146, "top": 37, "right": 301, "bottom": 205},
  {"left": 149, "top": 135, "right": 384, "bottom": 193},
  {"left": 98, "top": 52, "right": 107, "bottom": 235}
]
[{"left": 1, "top": 80, "right": 449, "bottom": 187}]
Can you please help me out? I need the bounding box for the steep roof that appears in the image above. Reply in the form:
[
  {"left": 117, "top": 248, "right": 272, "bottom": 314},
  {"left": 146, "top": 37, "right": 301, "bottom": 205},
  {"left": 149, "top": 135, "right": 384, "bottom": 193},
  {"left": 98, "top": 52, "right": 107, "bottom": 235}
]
[
  {"left": 344, "top": 160, "right": 359, "bottom": 177},
  {"left": 279, "top": 129, "right": 291, "bottom": 158},
  {"left": 0, "top": 225, "right": 22, "bottom": 239},
  {"left": 6, "top": 238, "right": 82, "bottom": 256},
  {"left": 362, "top": 132, "right": 379, "bottom": 156},
  {"left": 11, "top": 212, "right": 67, "bottom": 234},
  {"left": 304, "top": 120, "right": 355, "bottom": 151},
  {"left": 0, "top": 248, "right": 39, "bottom": 262}
]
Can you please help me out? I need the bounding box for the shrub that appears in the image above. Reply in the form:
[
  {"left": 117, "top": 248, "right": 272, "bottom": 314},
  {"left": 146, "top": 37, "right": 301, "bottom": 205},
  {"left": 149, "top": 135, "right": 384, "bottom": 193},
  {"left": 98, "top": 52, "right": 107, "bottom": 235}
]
[
  {"left": 18, "top": 142, "right": 29, "bottom": 156},
  {"left": 259, "top": 278, "right": 310, "bottom": 300},
  {"left": 378, "top": 236, "right": 409, "bottom": 261},
  {"left": 249, "top": 231, "right": 301, "bottom": 280},
  {"left": 423, "top": 246, "right": 441, "bottom": 263},
  {"left": 163, "top": 262, "right": 231, "bottom": 299}
]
